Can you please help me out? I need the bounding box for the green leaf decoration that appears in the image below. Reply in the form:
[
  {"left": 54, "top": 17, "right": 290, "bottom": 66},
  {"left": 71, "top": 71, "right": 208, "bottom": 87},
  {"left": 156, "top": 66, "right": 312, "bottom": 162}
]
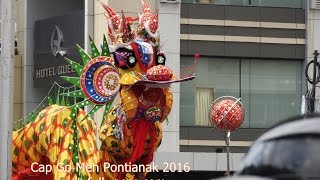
[
  {"left": 73, "top": 86, "right": 77, "bottom": 105},
  {"left": 89, "top": 36, "right": 100, "bottom": 58},
  {"left": 55, "top": 87, "right": 60, "bottom": 105},
  {"left": 61, "top": 76, "right": 81, "bottom": 87},
  {"left": 101, "top": 35, "right": 110, "bottom": 57},
  {"left": 80, "top": 105, "right": 103, "bottom": 122},
  {"left": 60, "top": 90, "right": 85, "bottom": 98},
  {"left": 60, "top": 96, "right": 65, "bottom": 106},
  {"left": 48, "top": 96, "right": 53, "bottom": 105},
  {"left": 27, "top": 112, "right": 36, "bottom": 123},
  {"left": 70, "top": 107, "right": 78, "bottom": 120},
  {"left": 88, "top": 105, "right": 104, "bottom": 116},
  {"left": 76, "top": 44, "right": 91, "bottom": 65},
  {"left": 70, "top": 99, "right": 92, "bottom": 109},
  {"left": 80, "top": 105, "right": 104, "bottom": 123},
  {"left": 70, "top": 107, "right": 80, "bottom": 179},
  {"left": 60, "top": 89, "right": 66, "bottom": 106},
  {"left": 65, "top": 96, "right": 71, "bottom": 106},
  {"left": 64, "top": 57, "right": 84, "bottom": 76}
]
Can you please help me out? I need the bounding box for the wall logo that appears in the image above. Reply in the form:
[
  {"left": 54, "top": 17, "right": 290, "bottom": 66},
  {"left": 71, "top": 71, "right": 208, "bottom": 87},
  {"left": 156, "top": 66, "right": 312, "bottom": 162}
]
[{"left": 51, "top": 25, "right": 67, "bottom": 57}]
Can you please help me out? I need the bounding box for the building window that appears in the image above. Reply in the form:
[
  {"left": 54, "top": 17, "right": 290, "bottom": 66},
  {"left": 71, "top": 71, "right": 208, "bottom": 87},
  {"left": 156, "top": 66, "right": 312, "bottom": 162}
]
[
  {"left": 195, "top": 87, "right": 214, "bottom": 126},
  {"left": 195, "top": 0, "right": 214, "bottom": 4},
  {"left": 180, "top": 56, "right": 302, "bottom": 128},
  {"left": 251, "top": 0, "right": 303, "bottom": 8}
]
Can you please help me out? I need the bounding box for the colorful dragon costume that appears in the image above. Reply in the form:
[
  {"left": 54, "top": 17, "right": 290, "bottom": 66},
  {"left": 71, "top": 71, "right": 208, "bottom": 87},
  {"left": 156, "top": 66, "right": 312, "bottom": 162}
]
[{"left": 12, "top": 1, "right": 196, "bottom": 179}]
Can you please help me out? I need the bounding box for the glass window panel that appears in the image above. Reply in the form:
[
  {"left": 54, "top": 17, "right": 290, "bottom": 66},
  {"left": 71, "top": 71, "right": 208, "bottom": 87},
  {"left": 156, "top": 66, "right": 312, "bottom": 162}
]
[
  {"left": 180, "top": 56, "right": 240, "bottom": 126},
  {"left": 243, "top": 59, "right": 302, "bottom": 128},
  {"left": 181, "top": 106, "right": 196, "bottom": 126},
  {"left": 228, "top": 0, "right": 250, "bottom": 6},
  {"left": 196, "top": 0, "right": 214, "bottom": 3},
  {"left": 181, "top": 0, "right": 196, "bottom": 3},
  {"left": 240, "top": 59, "right": 250, "bottom": 128},
  {"left": 251, "top": 0, "right": 302, "bottom": 8},
  {"left": 211, "top": 0, "right": 228, "bottom": 5},
  {"left": 180, "top": 56, "right": 302, "bottom": 128},
  {"left": 181, "top": 57, "right": 196, "bottom": 126}
]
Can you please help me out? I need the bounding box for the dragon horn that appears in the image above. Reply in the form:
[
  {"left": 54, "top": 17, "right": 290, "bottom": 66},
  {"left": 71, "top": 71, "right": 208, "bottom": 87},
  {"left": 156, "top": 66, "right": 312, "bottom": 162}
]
[
  {"left": 99, "top": 0, "right": 122, "bottom": 31},
  {"left": 121, "top": 11, "right": 129, "bottom": 34},
  {"left": 99, "top": 0, "right": 116, "bottom": 18},
  {"left": 141, "top": 0, "right": 151, "bottom": 14},
  {"left": 144, "top": 10, "right": 159, "bottom": 38}
]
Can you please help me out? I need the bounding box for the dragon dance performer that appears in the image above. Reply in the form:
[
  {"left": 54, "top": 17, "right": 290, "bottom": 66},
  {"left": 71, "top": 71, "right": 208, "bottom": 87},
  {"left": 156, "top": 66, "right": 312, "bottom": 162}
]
[{"left": 12, "top": 1, "right": 196, "bottom": 179}]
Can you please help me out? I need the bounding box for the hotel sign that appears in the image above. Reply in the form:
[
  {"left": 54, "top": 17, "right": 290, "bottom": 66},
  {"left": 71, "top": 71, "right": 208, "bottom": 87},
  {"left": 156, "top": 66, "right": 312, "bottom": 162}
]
[
  {"left": 35, "top": 65, "right": 74, "bottom": 79},
  {"left": 34, "top": 11, "right": 84, "bottom": 87}
]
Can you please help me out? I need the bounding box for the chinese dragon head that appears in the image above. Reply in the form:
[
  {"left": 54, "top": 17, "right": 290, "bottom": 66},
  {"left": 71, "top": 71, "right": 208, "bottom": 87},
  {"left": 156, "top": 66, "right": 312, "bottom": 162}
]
[{"left": 94, "top": 1, "right": 195, "bottom": 179}]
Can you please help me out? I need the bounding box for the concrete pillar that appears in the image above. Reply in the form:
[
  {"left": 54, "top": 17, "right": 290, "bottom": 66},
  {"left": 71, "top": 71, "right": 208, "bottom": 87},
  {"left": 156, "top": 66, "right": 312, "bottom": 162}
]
[
  {"left": 85, "top": 0, "right": 94, "bottom": 51},
  {"left": 157, "top": 1, "right": 181, "bottom": 152},
  {"left": 0, "top": 0, "right": 15, "bottom": 178}
]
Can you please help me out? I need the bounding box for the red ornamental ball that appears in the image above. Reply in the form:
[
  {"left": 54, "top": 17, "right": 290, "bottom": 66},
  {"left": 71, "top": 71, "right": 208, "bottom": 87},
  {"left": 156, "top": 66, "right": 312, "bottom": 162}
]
[
  {"left": 210, "top": 99, "right": 244, "bottom": 131},
  {"left": 146, "top": 65, "right": 173, "bottom": 81}
]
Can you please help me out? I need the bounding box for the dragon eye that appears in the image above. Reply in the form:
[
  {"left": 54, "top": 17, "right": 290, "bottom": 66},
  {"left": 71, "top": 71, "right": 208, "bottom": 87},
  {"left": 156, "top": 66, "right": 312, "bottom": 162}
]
[
  {"left": 156, "top": 55, "right": 166, "bottom": 65},
  {"left": 128, "top": 56, "right": 136, "bottom": 64},
  {"left": 113, "top": 47, "right": 135, "bottom": 69},
  {"left": 158, "top": 56, "right": 165, "bottom": 64},
  {"left": 126, "top": 55, "right": 136, "bottom": 68}
]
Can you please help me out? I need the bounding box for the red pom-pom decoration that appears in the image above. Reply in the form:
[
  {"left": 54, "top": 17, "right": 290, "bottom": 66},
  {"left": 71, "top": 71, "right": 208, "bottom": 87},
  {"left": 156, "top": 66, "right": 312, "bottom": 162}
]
[
  {"left": 194, "top": 53, "right": 200, "bottom": 59},
  {"left": 210, "top": 98, "right": 244, "bottom": 131}
]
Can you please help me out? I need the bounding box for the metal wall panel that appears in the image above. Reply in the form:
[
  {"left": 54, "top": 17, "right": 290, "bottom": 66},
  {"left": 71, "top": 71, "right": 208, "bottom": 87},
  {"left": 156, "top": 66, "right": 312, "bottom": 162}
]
[
  {"left": 188, "top": 4, "right": 225, "bottom": 19},
  {"left": 180, "top": 127, "right": 264, "bottom": 141},
  {"left": 260, "top": 7, "right": 296, "bottom": 23},
  {"left": 225, "top": 26, "right": 260, "bottom": 37},
  {"left": 260, "top": 43, "right": 296, "bottom": 59},
  {"left": 225, "top": 42, "right": 260, "bottom": 57},
  {"left": 180, "top": 4, "right": 305, "bottom": 59},
  {"left": 187, "top": 40, "right": 225, "bottom": 56},
  {"left": 225, "top": 6, "right": 261, "bottom": 22}
]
